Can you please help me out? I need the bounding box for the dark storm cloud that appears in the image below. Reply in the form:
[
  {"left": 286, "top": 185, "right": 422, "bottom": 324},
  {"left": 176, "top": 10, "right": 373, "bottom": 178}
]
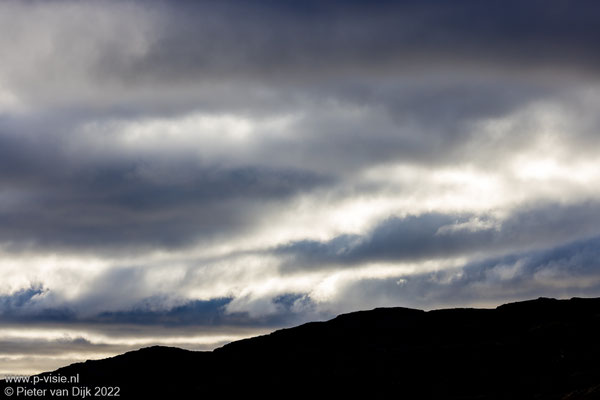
[
  {"left": 255, "top": 78, "right": 554, "bottom": 176},
  {"left": 0, "top": 125, "right": 329, "bottom": 251},
  {"left": 4, "top": 0, "right": 597, "bottom": 111},
  {"left": 0, "top": 165, "right": 327, "bottom": 250},
  {"left": 0, "top": 287, "right": 75, "bottom": 323},
  {"left": 0, "top": 81, "right": 546, "bottom": 254},
  {"left": 0, "top": 286, "right": 46, "bottom": 311},
  {"left": 277, "top": 202, "right": 600, "bottom": 271},
  {"left": 334, "top": 234, "right": 600, "bottom": 311},
  {"left": 112, "top": 0, "right": 600, "bottom": 84},
  {"left": 4, "top": 0, "right": 594, "bottom": 183},
  {"left": 94, "top": 294, "right": 315, "bottom": 328},
  {"left": 332, "top": 79, "right": 547, "bottom": 125},
  {"left": 0, "top": 286, "right": 316, "bottom": 329}
]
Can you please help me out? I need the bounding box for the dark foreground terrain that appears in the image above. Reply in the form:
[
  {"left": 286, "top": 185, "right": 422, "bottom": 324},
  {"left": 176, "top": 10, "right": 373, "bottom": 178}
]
[{"left": 3, "top": 297, "right": 600, "bottom": 399}]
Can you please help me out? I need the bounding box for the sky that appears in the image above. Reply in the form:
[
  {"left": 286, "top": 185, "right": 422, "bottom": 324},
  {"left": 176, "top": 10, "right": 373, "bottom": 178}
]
[{"left": 2, "top": 0, "right": 600, "bottom": 375}]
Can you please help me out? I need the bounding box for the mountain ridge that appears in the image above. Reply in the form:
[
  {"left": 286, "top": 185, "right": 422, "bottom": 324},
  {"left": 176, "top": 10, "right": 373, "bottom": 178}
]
[{"left": 3, "top": 297, "right": 600, "bottom": 399}]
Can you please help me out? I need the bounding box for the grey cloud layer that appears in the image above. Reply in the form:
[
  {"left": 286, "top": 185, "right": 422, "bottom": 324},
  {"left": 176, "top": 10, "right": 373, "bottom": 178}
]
[
  {"left": 0, "top": 0, "right": 597, "bottom": 263},
  {"left": 68, "top": 0, "right": 600, "bottom": 85},
  {"left": 276, "top": 202, "right": 600, "bottom": 270},
  {"left": 0, "top": 161, "right": 327, "bottom": 250},
  {"left": 4, "top": 224, "right": 600, "bottom": 328},
  {"left": 3, "top": 0, "right": 599, "bottom": 106},
  {"left": 0, "top": 112, "right": 329, "bottom": 250},
  {"left": 0, "top": 84, "right": 560, "bottom": 252},
  {"left": 0, "top": 285, "right": 317, "bottom": 330},
  {"left": 330, "top": 234, "right": 600, "bottom": 313}
]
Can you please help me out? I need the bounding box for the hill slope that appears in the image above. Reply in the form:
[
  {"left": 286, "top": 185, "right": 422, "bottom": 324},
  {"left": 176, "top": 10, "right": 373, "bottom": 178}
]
[{"left": 3, "top": 297, "right": 600, "bottom": 398}]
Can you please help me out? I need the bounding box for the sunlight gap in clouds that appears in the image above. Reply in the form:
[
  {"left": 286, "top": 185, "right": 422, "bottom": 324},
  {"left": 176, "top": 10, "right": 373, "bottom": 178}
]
[
  {"left": 78, "top": 112, "right": 300, "bottom": 164},
  {"left": 306, "top": 258, "right": 470, "bottom": 303},
  {"left": 0, "top": 252, "right": 109, "bottom": 297},
  {"left": 0, "top": 327, "right": 259, "bottom": 348},
  {"left": 0, "top": 325, "right": 270, "bottom": 375}
]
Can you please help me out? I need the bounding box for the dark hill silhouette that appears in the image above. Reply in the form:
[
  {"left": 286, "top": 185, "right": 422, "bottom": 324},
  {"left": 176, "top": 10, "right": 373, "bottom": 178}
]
[{"left": 3, "top": 297, "right": 600, "bottom": 399}]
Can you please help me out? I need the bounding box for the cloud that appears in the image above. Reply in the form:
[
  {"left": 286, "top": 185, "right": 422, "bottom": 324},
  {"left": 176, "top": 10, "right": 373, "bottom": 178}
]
[
  {"left": 3, "top": 0, "right": 599, "bottom": 116},
  {"left": 317, "top": 233, "right": 600, "bottom": 313},
  {"left": 0, "top": 286, "right": 46, "bottom": 311},
  {"left": 0, "top": 130, "right": 329, "bottom": 251},
  {"left": 5, "top": 200, "right": 600, "bottom": 325},
  {"left": 3, "top": 0, "right": 600, "bottom": 375},
  {"left": 276, "top": 201, "right": 600, "bottom": 271},
  {"left": 5, "top": 221, "right": 600, "bottom": 329},
  {"left": 0, "top": 286, "right": 317, "bottom": 332}
]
